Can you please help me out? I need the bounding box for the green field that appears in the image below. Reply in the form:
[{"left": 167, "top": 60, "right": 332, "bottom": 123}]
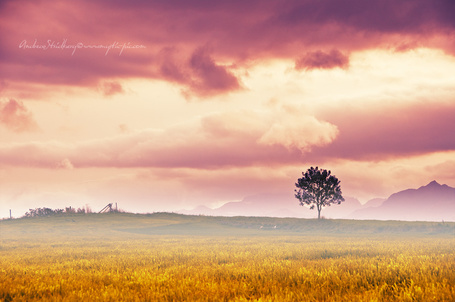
[{"left": 1, "top": 213, "right": 454, "bottom": 301}]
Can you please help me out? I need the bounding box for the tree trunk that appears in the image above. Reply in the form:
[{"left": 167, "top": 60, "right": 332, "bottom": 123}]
[{"left": 317, "top": 206, "right": 321, "bottom": 219}]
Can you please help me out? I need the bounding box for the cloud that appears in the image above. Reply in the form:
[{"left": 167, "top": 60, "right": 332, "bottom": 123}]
[
  {"left": 158, "top": 48, "right": 242, "bottom": 98},
  {"left": 187, "top": 48, "right": 241, "bottom": 96},
  {"left": 1, "top": 99, "right": 453, "bottom": 169},
  {"left": 2, "top": 0, "right": 455, "bottom": 97},
  {"left": 0, "top": 141, "right": 69, "bottom": 167},
  {"left": 0, "top": 99, "right": 39, "bottom": 132},
  {"left": 311, "top": 100, "right": 455, "bottom": 161},
  {"left": 259, "top": 111, "right": 339, "bottom": 151},
  {"left": 0, "top": 109, "right": 339, "bottom": 169},
  {"left": 56, "top": 158, "right": 74, "bottom": 170},
  {"left": 118, "top": 124, "right": 129, "bottom": 133},
  {"left": 427, "top": 160, "right": 455, "bottom": 180},
  {"left": 100, "top": 81, "right": 124, "bottom": 96},
  {"left": 295, "top": 49, "right": 349, "bottom": 71}
]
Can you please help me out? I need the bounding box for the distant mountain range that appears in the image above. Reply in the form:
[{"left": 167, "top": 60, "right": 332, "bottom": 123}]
[
  {"left": 179, "top": 193, "right": 311, "bottom": 218},
  {"left": 348, "top": 181, "right": 455, "bottom": 221},
  {"left": 178, "top": 181, "right": 455, "bottom": 221}
]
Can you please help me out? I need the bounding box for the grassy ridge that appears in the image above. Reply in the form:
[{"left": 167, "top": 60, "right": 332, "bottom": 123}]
[{"left": 1, "top": 212, "right": 454, "bottom": 240}]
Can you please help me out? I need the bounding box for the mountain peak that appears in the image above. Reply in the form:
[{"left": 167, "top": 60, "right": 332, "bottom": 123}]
[
  {"left": 427, "top": 180, "right": 441, "bottom": 187},
  {"left": 417, "top": 180, "right": 451, "bottom": 192},
  {"left": 420, "top": 180, "right": 451, "bottom": 190}
]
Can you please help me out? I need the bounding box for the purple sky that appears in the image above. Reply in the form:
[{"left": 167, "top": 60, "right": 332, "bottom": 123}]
[{"left": 1, "top": 0, "right": 455, "bottom": 217}]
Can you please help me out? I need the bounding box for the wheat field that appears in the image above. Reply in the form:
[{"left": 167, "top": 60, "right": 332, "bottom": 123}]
[{"left": 1, "top": 213, "right": 454, "bottom": 301}]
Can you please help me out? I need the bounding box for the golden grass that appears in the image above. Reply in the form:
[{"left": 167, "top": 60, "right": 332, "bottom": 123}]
[{"left": 1, "top": 214, "right": 454, "bottom": 301}]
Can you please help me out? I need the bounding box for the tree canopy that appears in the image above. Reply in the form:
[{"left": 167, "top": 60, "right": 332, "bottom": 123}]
[{"left": 295, "top": 167, "right": 344, "bottom": 219}]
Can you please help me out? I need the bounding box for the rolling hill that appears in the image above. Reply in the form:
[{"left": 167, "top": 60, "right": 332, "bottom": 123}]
[{"left": 1, "top": 212, "right": 454, "bottom": 239}]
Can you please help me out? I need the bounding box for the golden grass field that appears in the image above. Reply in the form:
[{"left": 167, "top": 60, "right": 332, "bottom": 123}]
[{"left": 1, "top": 213, "right": 454, "bottom": 301}]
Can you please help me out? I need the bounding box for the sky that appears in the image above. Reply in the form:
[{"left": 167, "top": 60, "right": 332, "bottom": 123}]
[{"left": 1, "top": 0, "right": 455, "bottom": 218}]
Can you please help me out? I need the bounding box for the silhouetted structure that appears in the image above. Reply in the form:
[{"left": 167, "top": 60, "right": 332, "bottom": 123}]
[{"left": 99, "top": 203, "right": 114, "bottom": 213}]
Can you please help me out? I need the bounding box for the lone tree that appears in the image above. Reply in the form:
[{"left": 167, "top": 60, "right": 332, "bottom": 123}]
[{"left": 295, "top": 167, "right": 344, "bottom": 219}]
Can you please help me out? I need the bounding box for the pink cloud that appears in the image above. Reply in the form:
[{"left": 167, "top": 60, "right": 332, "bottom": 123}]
[
  {"left": 56, "top": 158, "right": 74, "bottom": 170},
  {"left": 159, "top": 48, "right": 242, "bottom": 97},
  {"left": 295, "top": 49, "right": 349, "bottom": 71},
  {"left": 0, "top": 130, "right": 292, "bottom": 169},
  {"left": 100, "top": 81, "right": 124, "bottom": 97},
  {"left": 311, "top": 101, "right": 455, "bottom": 161},
  {"left": 0, "top": 99, "right": 39, "bottom": 132},
  {"left": 0, "top": 141, "right": 69, "bottom": 167},
  {"left": 1, "top": 0, "right": 454, "bottom": 97},
  {"left": 259, "top": 114, "right": 339, "bottom": 151},
  {"left": 0, "top": 110, "right": 339, "bottom": 169},
  {"left": 187, "top": 48, "right": 241, "bottom": 96},
  {"left": 1, "top": 100, "right": 454, "bottom": 169}
]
